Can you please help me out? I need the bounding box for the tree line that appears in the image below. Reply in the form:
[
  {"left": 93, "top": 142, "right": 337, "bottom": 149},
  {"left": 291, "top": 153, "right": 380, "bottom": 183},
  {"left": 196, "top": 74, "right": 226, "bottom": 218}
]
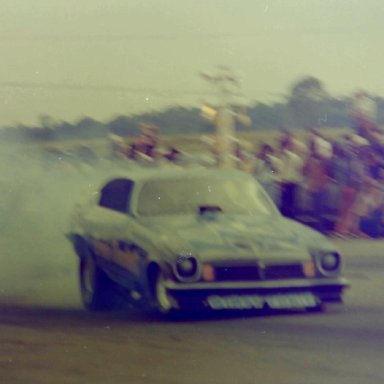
[{"left": 1, "top": 76, "right": 383, "bottom": 143}]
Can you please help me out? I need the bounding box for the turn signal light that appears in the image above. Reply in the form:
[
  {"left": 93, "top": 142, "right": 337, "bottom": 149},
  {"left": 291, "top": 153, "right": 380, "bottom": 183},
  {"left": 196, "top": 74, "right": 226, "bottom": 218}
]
[
  {"left": 203, "top": 264, "right": 215, "bottom": 281},
  {"left": 302, "top": 261, "right": 316, "bottom": 277}
]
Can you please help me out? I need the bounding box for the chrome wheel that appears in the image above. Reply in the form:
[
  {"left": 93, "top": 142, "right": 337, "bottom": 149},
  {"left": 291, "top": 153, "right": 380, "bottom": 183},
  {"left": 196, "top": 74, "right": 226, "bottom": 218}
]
[{"left": 155, "top": 273, "right": 172, "bottom": 313}]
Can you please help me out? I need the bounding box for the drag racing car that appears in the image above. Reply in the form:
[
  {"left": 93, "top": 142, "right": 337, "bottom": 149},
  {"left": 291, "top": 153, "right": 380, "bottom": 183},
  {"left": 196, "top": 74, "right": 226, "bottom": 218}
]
[{"left": 67, "top": 168, "right": 348, "bottom": 313}]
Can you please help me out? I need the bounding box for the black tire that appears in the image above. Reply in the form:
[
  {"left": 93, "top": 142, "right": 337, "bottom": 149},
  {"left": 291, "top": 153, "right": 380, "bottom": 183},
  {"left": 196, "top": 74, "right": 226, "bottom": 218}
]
[
  {"left": 306, "top": 302, "right": 325, "bottom": 313},
  {"left": 79, "top": 256, "right": 115, "bottom": 311}
]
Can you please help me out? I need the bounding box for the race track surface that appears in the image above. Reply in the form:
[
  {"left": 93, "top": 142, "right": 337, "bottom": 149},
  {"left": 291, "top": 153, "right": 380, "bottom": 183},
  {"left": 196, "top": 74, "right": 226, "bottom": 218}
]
[{"left": 1, "top": 240, "right": 384, "bottom": 384}]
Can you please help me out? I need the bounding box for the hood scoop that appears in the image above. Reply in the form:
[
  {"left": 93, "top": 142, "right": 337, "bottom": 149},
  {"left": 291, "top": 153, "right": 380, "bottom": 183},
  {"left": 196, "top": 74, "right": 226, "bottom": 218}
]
[{"left": 198, "top": 205, "right": 222, "bottom": 222}]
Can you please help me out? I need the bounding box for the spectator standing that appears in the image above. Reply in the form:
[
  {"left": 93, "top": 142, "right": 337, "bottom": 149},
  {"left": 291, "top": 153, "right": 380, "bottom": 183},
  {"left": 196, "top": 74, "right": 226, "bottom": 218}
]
[
  {"left": 349, "top": 148, "right": 383, "bottom": 237},
  {"left": 309, "top": 130, "right": 333, "bottom": 160},
  {"left": 279, "top": 138, "right": 304, "bottom": 219},
  {"left": 109, "top": 134, "right": 127, "bottom": 160},
  {"left": 350, "top": 91, "right": 377, "bottom": 138},
  {"left": 126, "top": 143, "right": 139, "bottom": 161},
  {"left": 234, "top": 142, "right": 254, "bottom": 173},
  {"left": 254, "top": 144, "right": 282, "bottom": 208},
  {"left": 280, "top": 130, "right": 308, "bottom": 157},
  {"left": 303, "top": 141, "right": 331, "bottom": 231},
  {"left": 353, "top": 177, "right": 382, "bottom": 238},
  {"left": 334, "top": 144, "right": 367, "bottom": 237},
  {"left": 164, "top": 146, "right": 182, "bottom": 164},
  {"left": 135, "top": 123, "right": 160, "bottom": 160},
  {"left": 328, "top": 143, "right": 349, "bottom": 214}
]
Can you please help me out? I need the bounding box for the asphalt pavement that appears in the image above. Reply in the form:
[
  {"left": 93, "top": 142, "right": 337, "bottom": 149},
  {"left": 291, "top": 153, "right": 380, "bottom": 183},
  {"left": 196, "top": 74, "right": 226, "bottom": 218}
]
[{"left": 1, "top": 240, "right": 384, "bottom": 384}]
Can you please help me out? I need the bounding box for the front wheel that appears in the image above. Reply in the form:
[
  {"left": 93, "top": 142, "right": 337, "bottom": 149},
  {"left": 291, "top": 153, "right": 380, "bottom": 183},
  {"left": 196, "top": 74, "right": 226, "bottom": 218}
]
[
  {"left": 153, "top": 272, "right": 174, "bottom": 314},
  {"left": 79, "top": 256, "right": 114, "bottom": 311}
]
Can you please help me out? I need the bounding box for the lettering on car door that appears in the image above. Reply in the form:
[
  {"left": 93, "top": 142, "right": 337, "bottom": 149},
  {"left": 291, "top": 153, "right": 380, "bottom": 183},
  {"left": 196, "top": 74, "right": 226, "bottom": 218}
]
[{"left": 111, "top": 240, "right": 141, "bottom": 276}]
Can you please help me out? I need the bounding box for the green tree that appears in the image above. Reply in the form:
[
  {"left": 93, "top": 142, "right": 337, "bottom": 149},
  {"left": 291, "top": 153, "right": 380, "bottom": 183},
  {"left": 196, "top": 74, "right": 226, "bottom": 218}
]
[
  {"left": 288, "top": 76, "right": 328, "bottom": 130},
  {"left": 38, "top": 114, "right": 57, "bottom": 130}
]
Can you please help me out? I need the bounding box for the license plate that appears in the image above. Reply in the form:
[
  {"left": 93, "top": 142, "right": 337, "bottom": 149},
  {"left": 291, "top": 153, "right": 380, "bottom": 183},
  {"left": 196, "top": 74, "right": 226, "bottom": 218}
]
[
  {"left": 206, "top": 293, "right": 318, "bottom": 310},
  {"left": 264, "top": 293, "right": 318, "bottom": 309}
]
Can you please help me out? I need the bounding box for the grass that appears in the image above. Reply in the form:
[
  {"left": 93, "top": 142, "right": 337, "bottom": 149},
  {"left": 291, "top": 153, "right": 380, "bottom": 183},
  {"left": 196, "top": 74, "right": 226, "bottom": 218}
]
[{"left": 1, "top": 127, "right": 353, "bottom": 158}]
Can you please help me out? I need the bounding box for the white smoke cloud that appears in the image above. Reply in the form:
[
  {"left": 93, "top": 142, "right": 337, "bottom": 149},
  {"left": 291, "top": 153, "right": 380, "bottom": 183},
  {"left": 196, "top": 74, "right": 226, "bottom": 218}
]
[{"left": 0, "top": 145, "right": 108, "bottom": 307}]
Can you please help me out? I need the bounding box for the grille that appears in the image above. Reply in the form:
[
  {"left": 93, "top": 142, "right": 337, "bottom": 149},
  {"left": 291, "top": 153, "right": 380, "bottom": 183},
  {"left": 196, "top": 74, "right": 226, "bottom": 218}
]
[
  {"left": 214, "top": 266, "right": 261, "bottom": 281},
  {"left": 264, "top": 264, "right": 305, "bottom": 279},
  {"left": 213, "top": 264, "right": 304, "bottom": 282}
]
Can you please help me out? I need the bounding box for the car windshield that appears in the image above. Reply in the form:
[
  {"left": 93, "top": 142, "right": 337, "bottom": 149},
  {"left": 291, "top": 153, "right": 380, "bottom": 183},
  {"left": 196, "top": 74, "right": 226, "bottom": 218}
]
[{"left": 137, "top": 176, "right": 277, "bottom": 217}]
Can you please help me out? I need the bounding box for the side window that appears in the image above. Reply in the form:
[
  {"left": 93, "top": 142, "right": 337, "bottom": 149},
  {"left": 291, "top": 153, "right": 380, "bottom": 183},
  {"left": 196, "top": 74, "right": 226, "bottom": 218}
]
[{"left": 99, "top": 179, "right": 134, "bottom": 213}]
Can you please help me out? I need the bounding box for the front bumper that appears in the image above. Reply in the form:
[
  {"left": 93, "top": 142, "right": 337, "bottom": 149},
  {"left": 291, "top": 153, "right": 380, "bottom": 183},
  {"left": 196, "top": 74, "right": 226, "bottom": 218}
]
[{"left": 164, "top": 277, "right": 349, "bottom": 310}]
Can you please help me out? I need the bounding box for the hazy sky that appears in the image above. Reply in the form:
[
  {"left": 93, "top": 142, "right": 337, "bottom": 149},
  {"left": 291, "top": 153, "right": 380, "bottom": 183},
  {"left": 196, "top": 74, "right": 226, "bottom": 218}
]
[{"left": 0, "top": 0, "right": 383, "bottom": 126}]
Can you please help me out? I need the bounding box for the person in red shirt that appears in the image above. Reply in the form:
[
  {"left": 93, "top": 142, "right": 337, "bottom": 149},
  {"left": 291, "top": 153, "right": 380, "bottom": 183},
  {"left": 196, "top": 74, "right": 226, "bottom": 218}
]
[{"left": 334, "top": 144, "right": 367, "bottom": 237}]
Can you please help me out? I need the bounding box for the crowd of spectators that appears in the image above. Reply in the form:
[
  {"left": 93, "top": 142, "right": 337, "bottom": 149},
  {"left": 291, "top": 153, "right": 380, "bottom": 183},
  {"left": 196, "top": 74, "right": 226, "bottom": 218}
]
[
  {"left": 110, "top": 126, "right": 384, "bottom": 238},
  {"left": 248, "top": 129, "right": 384, "bottom": 238},
  {"left": 109, "top": 94, "right": 384, "bottom": 239},
  {"left": 110, "top": 123, "right": 183, "bottom": 164}
]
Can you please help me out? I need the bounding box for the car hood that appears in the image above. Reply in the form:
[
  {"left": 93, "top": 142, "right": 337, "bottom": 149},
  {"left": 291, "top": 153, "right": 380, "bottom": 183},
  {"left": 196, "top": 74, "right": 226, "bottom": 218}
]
[{"left": 139, "top": 213, "right": 332, "bottom": 262}]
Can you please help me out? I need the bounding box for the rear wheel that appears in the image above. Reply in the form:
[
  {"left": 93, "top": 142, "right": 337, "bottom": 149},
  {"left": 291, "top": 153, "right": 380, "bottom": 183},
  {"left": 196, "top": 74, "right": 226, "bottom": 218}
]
[{"left": 79, "top": 256, "right": 115, "bottom": 311}]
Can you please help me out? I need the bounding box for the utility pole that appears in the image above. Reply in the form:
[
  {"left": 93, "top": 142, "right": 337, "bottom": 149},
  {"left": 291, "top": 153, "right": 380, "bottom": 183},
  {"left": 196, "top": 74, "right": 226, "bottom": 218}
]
[{"left": 200, "top": 66, "right": 241, "bottom": 169}]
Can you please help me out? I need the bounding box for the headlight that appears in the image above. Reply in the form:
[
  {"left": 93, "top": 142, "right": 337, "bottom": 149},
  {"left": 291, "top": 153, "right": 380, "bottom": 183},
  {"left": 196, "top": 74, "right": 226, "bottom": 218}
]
[
  {"left": 318, "top": 252, "right": 341, "bottom": 275},
  {"left": 175, "top": 255, "right": 199, "bottom": 281}
]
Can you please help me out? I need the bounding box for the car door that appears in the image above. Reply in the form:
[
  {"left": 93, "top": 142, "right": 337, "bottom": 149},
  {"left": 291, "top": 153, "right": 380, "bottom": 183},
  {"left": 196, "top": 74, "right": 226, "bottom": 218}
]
[{"left": 91, "top": 178, "right": 147, "bottom": 295}]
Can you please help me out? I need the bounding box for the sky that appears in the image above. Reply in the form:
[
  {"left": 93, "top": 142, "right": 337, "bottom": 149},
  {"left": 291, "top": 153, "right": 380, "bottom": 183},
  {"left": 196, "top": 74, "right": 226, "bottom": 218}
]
[{"left": 0, "top": 0, "right": 383, "bottom": 127}]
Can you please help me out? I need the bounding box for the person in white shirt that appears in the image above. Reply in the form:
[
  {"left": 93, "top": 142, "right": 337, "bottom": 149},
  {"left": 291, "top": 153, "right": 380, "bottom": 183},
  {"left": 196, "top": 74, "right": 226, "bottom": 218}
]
[
  {"left": 279, "top": 138, "right": 304, "bottom": 218},
  {"left": 350, "top": 91, "right": 382, "bottom": 145},
  {"left": 254, "top": 144, "right": 282, "bottom": 208},
  {"left": 309, "top": 130, "right": 333, "bottom": 160}
]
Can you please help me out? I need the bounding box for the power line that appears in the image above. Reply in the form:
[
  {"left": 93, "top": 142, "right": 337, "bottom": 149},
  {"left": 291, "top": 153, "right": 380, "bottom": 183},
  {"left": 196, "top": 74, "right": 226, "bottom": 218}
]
[
  {"left": 0, "top": 33, "right": 249, "bottom": 42},
  {"left": 0, "top": 26, "right": 370, "bottom": 42},
  {"left": 0, "top": 81, "right": 232, "bottom": 97}
]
